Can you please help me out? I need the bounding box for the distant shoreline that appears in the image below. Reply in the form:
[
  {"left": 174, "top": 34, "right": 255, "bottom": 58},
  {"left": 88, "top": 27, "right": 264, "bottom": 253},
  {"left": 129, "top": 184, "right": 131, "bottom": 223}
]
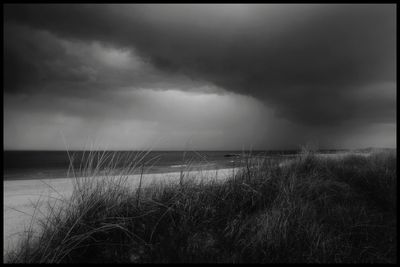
[
  {"left": 3, "top": 150, "right": 380, "bottom": 182},
  {"left": 3, "top": 164, "right": 239, "bottom": 182}
]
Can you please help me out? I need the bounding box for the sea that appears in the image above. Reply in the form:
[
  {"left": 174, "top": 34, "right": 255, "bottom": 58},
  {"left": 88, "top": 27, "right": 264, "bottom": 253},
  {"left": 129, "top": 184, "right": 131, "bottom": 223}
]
[
  {"left": 3, "top": 150, "right": 299, "bottom": 180},
  {"left": 3, "top": 150, "right": 344, "bottom": 181}
]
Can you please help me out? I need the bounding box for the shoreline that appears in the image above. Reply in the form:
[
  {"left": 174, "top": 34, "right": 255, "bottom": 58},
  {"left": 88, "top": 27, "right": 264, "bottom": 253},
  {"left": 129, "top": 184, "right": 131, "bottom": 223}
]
[
  {"left": 3, "top": 163, "right": 239, "bottom": 182},
  {"left": 4, "top": 151, "right": 374, "bottom": 182}
]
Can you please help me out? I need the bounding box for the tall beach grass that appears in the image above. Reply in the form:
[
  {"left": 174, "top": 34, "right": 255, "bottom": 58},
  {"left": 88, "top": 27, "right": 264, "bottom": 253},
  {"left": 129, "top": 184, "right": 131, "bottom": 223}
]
[{"left": 4, "top": 149, "right": 397, "bottom": 263}]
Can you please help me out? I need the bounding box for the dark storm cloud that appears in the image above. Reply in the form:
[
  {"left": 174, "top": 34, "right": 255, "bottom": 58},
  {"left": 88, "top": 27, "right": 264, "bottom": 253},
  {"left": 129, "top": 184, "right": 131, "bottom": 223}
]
[
  {"left": 4, "top": 4, "right": 396, "bottom": 125},
  {"left": 4, "top": 24, "right": 97, "bottom": 94},
  {"left": 4, "top": 22, "right": 211, "bottom": 100}
]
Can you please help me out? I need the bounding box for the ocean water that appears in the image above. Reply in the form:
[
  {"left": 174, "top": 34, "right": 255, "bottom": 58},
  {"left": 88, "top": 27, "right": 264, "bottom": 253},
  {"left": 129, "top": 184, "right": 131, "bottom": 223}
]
[{"left": 3, "top": 150, "right": 302, "bottom": 180}]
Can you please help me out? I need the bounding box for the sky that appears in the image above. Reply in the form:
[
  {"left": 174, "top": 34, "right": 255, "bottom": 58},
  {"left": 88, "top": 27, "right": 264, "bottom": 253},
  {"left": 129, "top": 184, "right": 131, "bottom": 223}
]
[{"left": 3, "top": 4, "right": 396, "bottom": 150}]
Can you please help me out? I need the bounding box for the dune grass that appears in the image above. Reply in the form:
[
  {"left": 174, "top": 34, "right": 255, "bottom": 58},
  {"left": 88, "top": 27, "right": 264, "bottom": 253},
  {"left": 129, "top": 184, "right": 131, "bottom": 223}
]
[{"left": 4, "top": 149, "right": 396, "bottom": 263}]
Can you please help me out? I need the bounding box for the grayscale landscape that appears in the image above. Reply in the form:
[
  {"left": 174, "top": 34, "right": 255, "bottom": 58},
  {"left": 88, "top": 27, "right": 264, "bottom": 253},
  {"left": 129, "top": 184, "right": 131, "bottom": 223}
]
[{"left": 3, "top": 4, "right": 396, "bottom": 263}]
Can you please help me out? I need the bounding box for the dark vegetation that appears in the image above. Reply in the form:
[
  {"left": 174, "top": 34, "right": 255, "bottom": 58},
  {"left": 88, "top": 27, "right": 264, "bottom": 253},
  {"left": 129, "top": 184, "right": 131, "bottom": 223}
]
[{"left": 5, "top": 149, "right": 397, "bottom": 263}]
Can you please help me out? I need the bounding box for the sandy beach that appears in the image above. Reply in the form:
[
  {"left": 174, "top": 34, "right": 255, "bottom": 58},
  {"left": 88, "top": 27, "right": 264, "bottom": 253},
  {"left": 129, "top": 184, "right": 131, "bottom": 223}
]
[{"left": 3, "top": 167, "right": 236, "bottom": 256}]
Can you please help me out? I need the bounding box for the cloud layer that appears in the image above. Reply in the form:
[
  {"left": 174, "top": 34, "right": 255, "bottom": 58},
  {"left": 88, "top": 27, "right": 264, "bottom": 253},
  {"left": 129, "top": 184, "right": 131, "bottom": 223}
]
[
  {"left": 3, "top": 4, "right": 396, "bottom": 149},
  {"left": 5, "top": 4, "right": 395, "bottom": 125}
]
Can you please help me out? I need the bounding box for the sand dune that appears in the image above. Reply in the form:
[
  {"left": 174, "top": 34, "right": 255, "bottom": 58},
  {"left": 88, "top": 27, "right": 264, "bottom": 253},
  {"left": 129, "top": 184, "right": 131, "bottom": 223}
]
[{"left": 4, "top": 152, "right": 371, "bottom": 255}]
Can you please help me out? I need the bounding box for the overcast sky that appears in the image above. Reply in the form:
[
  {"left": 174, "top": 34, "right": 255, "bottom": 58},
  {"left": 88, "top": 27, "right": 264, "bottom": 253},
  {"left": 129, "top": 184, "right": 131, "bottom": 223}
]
[{"left": 3, "top": 4, "right": 396, "bottom": 150}]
